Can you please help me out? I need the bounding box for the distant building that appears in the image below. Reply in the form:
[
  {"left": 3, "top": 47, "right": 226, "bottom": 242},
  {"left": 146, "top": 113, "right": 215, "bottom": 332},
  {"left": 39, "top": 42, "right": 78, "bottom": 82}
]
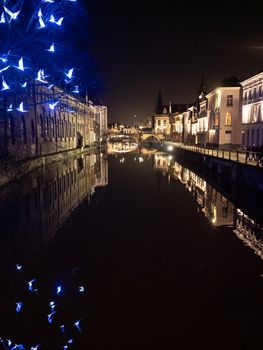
[
  {"left": 240, "top": 71, "right": 263, "bottom": 148},
  {"left": 153, "top": 92, "right": 188, "bottom": 139}
]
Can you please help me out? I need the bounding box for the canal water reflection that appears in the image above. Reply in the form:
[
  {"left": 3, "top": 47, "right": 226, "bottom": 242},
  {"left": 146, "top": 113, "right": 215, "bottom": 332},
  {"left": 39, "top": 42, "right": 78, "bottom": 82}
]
[{"left": 0, "top": 151, "right": 263, "bottom": 349}]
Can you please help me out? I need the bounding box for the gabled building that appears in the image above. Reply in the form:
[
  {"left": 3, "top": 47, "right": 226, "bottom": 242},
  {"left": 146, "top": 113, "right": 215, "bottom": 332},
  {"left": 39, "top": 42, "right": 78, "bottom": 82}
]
[{"left": 152, "top": 92, "right": 188, "bottom": 140}]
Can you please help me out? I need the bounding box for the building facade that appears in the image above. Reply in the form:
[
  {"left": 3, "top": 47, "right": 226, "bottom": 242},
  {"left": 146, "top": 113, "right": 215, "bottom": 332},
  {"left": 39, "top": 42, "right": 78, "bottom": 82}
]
[
  {"left": 241, "top": 72, "right": 263, "bottom": 148},
  {"left": 0, "top": 82, "right": 107, "bottom": 161},
  {"left": 206, "top": 87, "right": 242, "bottom": 149}
]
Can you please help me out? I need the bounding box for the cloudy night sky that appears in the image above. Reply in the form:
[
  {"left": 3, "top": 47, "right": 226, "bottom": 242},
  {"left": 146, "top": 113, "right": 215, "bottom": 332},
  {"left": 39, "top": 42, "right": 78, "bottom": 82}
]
[{"left": 86, "top": 0, "right": 263, "bottom": 123}]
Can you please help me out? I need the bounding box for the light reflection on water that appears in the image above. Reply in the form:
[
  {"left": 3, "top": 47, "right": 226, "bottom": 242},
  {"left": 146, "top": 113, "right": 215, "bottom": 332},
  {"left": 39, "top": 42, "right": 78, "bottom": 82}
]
[
  {"left": 150, "top": 151, "right": 263, "bottom": 261},
  {"left": 0, "top": 149, "right": 263, "bottom": 349}
]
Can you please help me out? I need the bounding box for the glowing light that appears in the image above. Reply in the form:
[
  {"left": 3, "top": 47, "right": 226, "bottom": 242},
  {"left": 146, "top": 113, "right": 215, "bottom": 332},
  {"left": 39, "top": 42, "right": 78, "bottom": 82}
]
[
  {"left": 14, "top": 57, "right": 24, "bottom": 71},
  {"left": 0, "top": 56, "right": 7, "bottom": 63},
  {"left": 0, "top": 12, "right": 5, "bottom": 23},
  {"left": 27, "top": 278, "right": 36, "bottom": 292},
  {"left": 7, "top": 103, "right": 12, "bottom": 111},
  {"left": 47, "top": 43, "right": 55, "bottom": 52},
  {"left": 16, "top": 102, "right": 27, "bottom": 113},
  {"left": 47, "top": 311, "right": 56, "bottom": 324},
  {"left": 65, "top": 68, "right": 74, "bottom": 79},
  {"left": 48, "top": 84, "right": 54, "bottom": 89},
  {"left": 16, "top": 302, "right": 23, "bottom": 314},
  {"left": 38, "top": 16, "right": 45, "bottom": 28},
  {"left": 74, "top": 320, "right": 81, "bottom": 333},
  {"left": 49, "top": 301, "right": 56, "bottom": 311},
  {"left": 72, "top": 85, "right": 79, "bottom": 93},
  {"left": 30, "top": 345, "right": 41, "bottom": 350},
  {"left": 49, "top": 101, "right": 59, "bottom": 110},
  {"left": 11, "top": 344, "right": 25, "bottom": 350},
  {"left": 60, "top": 325, "right": 66, "bottom": 333},
  {"left": 3, "top": 6, "right": 20, "bottom": 21},
  {"left": 167, "top": 145, "right": 173, "bottom": 151},
  {"left": 78, "top": 286, "right": 84, "bottom": 293},
  {"left": 68, "top": 339, "right": 73, "bottom": 344},
  {"left": 49, "top": 15, "right": 64, "bottom": 26},
  {"left": 43, "top": 0, "right": 54, "bottom": 2},
  {"left": 2, "top": 77, "right": 9, "bottom": 90},
  {"left": 56, "top": 285, "right": 63, "bottom": 295},
  {"left": 16, "top": 264, "right": 22, "bottom": 271},
  {"left": 0, "top": 65, "right": 10, "bottom": 73},
  {"left": 20, "top": 82, "right": 27, "bottom": 88},
  {"left": 63, "top": 346, "right": 68, "bottom": 350},
  {"left": 36, "top": 69, "right": 47, "bottom": 83}
]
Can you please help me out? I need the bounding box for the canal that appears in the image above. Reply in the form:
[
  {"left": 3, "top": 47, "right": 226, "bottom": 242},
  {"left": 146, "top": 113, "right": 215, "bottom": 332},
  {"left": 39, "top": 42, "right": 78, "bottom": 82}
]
[{"left": 0, "top": 150, "right": 263, "bottom": 349}]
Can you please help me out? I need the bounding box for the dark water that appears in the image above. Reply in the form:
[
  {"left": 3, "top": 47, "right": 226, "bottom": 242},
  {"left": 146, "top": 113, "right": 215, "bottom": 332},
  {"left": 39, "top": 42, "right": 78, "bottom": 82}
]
[{"left": 0, "top": 151, "right": 263, "bottom": 350}]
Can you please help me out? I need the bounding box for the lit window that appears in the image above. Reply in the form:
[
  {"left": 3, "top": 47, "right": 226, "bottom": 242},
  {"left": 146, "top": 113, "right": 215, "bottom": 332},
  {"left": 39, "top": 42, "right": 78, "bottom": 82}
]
[
  {"left": 214, "top": 115, "right": 219, "bottom": 126},
  {"left": 226, "top": 95, "right": 233, "bottom": 107},
  {"left": 258, "top": 105, "right": 262, "bottom": 121},
  {"left": 253, "top": 106, "right": 257, "bottom": 122},
  {"left": 225, "top": 112, "right": 232, "bottom": 126}
]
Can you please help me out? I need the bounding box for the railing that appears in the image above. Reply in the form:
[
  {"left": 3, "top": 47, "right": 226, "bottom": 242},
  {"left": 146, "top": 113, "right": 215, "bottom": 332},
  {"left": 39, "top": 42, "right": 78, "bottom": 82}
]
[{"left": 167, "top": 142, "right": 263, "bottom": 167}]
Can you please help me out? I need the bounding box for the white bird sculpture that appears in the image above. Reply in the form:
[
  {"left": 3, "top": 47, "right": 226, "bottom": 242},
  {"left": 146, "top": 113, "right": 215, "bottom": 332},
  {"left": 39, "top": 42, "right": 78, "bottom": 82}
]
[
  {"left": 16, "top": 102, "right": 27, "bottom": 113},
  {"left": 3, "top": 6, "right": 20, "bottom": 21},
  {"left": 49, "top": 15, "right": 63, "bottom": 26}
]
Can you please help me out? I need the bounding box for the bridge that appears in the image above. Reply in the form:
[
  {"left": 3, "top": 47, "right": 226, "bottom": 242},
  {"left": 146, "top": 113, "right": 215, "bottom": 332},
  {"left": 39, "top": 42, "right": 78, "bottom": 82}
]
[{"left": 107, "top": 131, "right": 165, "bottom": 143}]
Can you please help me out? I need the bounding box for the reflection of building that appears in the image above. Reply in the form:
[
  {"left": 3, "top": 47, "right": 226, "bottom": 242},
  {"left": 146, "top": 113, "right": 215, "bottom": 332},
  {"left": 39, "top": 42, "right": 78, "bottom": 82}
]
[
  {"left": 241, "top": 72, "right": 263, "bottom": 147},
  {"left": 234, "top": 209, "right": 263, "bottom": 260},
  {"left": 152, "top": 153, "right": 263, "bottom": 260},
  {"left": 0, "top": 83, "right": 107, "bottom": 160},
  {"left": 153, "top": 153, "right": 234, "bottom": 227},
  {"left": 0, "top": 153, "right": 108, "bottom": 261}
]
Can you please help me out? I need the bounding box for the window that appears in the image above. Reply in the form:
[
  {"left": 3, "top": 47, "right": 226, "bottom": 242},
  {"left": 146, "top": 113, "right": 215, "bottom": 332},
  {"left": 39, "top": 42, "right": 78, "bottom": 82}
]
[
  {"left": 31, "top": 119, "right": 35, "bottom": 144},
  {"left": 226, "top": 95, "right": 233, "bottom": 107},
  {"left": 244, "top": 91, "right": 247, "bottom": 102},
  {"left": 21, "top": 116, "right": 27, "bottom": 144},
  {"left": 225, "top": 112, "right": 232, "bottom": 126},
  {"left": 249, "top": 90, "right": 252, "bottom": 100},
  {"left": 163, "top": 120, "right": 167, "bottom": 126},
  {"left": 259, "top": 86, "right": 262, "bottom": 97},
  {"left": 258, "top": 105, "right": 261, "bottom": 122},
  {"left": 253, "top": 88, "right": 257, "bottom": 99},
  {"left": 40, "top": 114, "right": 44, "bottom": 138},
  {"left": 158, "top": 120, "right": 161, "bottom": 126},
  {"left": 253, "top": 106, "right": 257, "bottom": 122},
  {"left": 9, "top": 115, "right": 15, "bottom": 145},
  {"left": 214, "top": 115, "right": 219, "bottom": 126}
]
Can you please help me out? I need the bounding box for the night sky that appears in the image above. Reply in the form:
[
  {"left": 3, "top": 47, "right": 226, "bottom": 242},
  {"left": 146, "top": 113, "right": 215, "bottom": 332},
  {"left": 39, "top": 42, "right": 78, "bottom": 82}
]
[{"left": 85, "top": 0, "right": 263, "bottom": 123}]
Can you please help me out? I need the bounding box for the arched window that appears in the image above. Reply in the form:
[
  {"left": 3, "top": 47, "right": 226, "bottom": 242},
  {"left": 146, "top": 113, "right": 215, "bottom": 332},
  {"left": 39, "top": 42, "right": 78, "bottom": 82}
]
[
  {"left": 46, "top": 116, "right": 50, "bottom": 138},
  {"left": 52, "top": 118, "right": 55, "bottom": 138},
  {"left": 40, "top": 114, "right": 44, "bottom": 138},
  {"left": 21, "top": 116, "right": 27, "bottom": 144},
  {"left": 9, "top": 115, "right": 15, "bottom": 145},
  {"left": 31, "top": 119, "right": 35, "bottom": 144}
]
